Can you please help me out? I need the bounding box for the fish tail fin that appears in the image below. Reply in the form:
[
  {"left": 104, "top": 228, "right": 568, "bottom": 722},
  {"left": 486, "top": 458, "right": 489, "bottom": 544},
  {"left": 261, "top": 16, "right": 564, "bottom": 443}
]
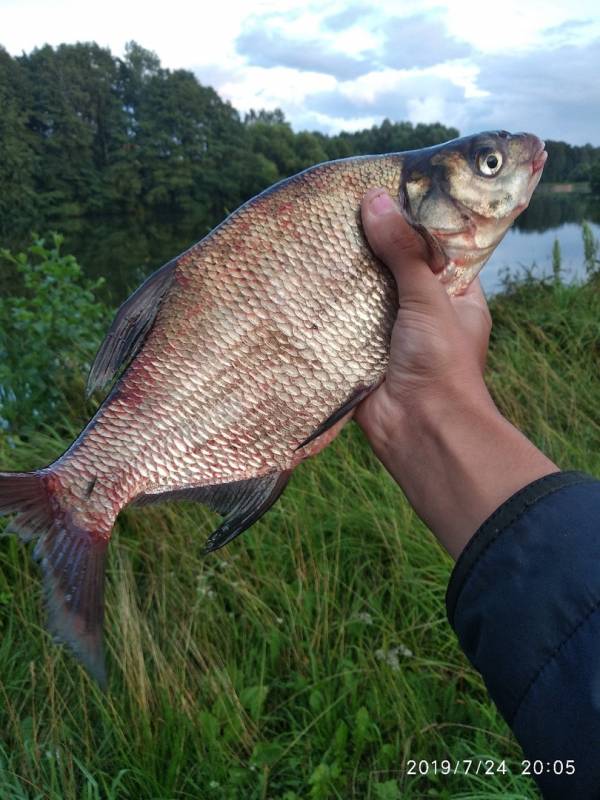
[{"left": 0, "top": 470, "right": 109, "bottom": 687}]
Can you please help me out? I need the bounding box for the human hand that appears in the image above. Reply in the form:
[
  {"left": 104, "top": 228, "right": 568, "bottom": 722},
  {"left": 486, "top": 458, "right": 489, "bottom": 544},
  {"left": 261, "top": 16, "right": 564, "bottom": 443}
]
[
  {"left": 356, "top": 189, "right": 557, "bottom": 558},
  {"left": 355, "top": 188, "right": 493, "bottom": 442}
]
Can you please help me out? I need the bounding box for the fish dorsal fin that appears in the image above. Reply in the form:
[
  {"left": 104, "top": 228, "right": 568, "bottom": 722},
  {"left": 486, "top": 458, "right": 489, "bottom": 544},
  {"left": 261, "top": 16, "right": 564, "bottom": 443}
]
[
  {"left": 134, "top": 471, "right": 291, "bottom": 553},
  {"left": 86, "top": 258, "right": 177, "bottom": 396}
]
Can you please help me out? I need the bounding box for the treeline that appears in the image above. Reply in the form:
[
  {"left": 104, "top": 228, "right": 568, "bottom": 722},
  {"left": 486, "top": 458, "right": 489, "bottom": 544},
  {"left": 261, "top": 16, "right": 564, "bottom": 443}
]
[
  {"left": 543, "top": 140, "right": 600, "bottom": 184},
  {"left": 1, "top": 41, "right": 599, "bottom": 240},
  {"left": 0, "top": 41, "right": 457, "bottom": 238}
]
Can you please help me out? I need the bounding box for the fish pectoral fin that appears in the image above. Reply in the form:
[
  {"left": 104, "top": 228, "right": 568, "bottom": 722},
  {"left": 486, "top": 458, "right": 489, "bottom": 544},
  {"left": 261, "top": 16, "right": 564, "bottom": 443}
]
[
  {"left": 86, "top": 257, "right": 177, "bottom": 396},
  {"left": 133, "top": 471, "right": 292, "bottom": 554},
  {"left": 294, "top": 383, "right": 376, "bottom": 451}
]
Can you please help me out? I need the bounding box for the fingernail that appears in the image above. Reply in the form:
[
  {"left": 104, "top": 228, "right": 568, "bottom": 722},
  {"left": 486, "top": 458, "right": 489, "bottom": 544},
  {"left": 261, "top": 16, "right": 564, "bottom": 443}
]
[{"left": 369, "top": 191, "right": 395, "bottom": 216}]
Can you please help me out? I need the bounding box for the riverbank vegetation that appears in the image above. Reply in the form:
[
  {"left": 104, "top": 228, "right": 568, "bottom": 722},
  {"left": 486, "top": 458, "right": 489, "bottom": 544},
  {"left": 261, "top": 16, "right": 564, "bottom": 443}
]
[{"left": 0, "top": 235, "right": 598, "bottom": 798}]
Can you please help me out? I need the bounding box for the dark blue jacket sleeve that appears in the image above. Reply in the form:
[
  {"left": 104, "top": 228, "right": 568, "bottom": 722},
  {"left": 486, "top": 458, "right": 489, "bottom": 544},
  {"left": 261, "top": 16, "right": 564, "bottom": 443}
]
[{"left": 446, "top": 471, "right": 600, "bottom": 799}]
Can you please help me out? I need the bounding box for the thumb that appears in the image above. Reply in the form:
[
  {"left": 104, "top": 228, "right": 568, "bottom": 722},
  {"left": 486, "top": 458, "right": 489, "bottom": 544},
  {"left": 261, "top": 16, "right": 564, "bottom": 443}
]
[{"left": 361, "top": 188, "right": 448, "bottom": 310}]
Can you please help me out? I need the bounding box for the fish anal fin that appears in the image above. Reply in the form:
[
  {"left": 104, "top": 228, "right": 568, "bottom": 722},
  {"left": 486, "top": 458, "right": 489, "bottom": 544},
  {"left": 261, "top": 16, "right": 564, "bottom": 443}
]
[
  {"left": 132, "top": 484, "right": 232, "bottom": 510},
  {"left": 202, "top": 470, "right": 292, "bottom": 554},
  {"left": 86, "top": 257, "right": 178, "bottom": 396},
  {"left": 133, "top": 471, "right": 292, "bottom": 554},
  {"left": 294, "top": 383, "right": 376, "bottom": 452}
]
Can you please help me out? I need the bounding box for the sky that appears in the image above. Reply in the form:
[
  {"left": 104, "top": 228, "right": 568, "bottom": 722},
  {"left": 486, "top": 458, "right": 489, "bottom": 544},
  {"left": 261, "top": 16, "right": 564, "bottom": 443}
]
[{"left": 1, "top": 0, "right": 600, "bottom": 145}]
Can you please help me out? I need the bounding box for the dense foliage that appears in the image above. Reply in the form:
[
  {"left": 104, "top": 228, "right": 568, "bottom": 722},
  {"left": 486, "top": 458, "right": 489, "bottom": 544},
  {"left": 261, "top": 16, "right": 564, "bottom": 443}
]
[
  {"left": 0, "top": 41, "right": 461, "bottom": 239},
  {"left": 590, "top": 162, "right": 600, "bottom": 195},
  {"left": 2, "top": 40, "right": 599, "bottom": 242},
  {"left": 543, "top": 139, "right": 600, "bottom": 185},
  {"left": 0, "top": 235, "right": 107, "bottom": 433}
]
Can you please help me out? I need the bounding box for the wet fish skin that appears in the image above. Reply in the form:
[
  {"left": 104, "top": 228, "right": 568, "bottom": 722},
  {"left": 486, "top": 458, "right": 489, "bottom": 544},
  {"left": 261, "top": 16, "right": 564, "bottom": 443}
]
[{"left": 0, "top": 130, "right": 546, "bottom": 683}]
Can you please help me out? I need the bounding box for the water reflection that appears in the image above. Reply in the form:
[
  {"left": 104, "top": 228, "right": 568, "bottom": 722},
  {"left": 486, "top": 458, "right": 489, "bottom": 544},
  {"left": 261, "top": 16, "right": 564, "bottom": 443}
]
[
  {"left": 59, "top": 210, "right": 214, "bottom": 304},
  {"left": 47, "top": 190, "right": 600, "bottom": 304},
  {"left": 482, "top": 191, "right": 600, "bottom": 294}
]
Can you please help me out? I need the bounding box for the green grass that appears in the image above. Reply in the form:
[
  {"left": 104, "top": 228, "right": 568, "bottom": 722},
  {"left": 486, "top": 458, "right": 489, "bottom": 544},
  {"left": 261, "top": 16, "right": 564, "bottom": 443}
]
[{"left": 1, "top": 276, "right": 599, "bottom": 799}]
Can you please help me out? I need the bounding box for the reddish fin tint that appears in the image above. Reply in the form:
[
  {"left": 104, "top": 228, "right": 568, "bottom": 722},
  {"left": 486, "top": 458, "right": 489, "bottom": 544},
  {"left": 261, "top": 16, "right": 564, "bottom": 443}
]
[
  {"left": 34, "top": 521, "right": 108, "bottom": 687},
  {"left": 0, "top": 471, "right": 108, "bottom": 687},
  {"left": 0, "top": 471, "right": 52, "bottom": 542}
]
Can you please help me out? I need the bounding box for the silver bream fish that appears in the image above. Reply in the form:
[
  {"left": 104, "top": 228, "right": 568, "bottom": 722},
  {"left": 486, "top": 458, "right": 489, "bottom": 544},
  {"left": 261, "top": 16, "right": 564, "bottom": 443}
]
[{"left": 0, "top": 130, "right": 547, "bottom": 682}]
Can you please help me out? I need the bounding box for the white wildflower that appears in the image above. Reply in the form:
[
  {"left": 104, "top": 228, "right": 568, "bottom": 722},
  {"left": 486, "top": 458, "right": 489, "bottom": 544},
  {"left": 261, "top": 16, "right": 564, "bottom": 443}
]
[
  {"left": 197, "top": 574, "right": 215, "bottom": 599},
  {"left": 375, "top": 644, "right": 414, "bottom": 671}
]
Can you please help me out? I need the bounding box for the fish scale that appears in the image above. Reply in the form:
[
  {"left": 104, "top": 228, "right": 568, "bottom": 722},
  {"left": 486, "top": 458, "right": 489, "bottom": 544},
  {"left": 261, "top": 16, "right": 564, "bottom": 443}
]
[
  {"left": 0, "top": 131, "right": 547, "bottom": 683},
  {"left": 102, "top": 156, "right": 400, "bottom": 484}
]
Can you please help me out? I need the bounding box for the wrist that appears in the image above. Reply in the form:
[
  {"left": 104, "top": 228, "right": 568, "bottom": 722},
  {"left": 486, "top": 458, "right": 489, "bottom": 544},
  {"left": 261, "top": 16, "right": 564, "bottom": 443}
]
[
  {"left": 360, "top": 375, "right": 496, "bottom": 457},
  {"left": 359, "top": 379, "right": 558, "bottom": 558}
]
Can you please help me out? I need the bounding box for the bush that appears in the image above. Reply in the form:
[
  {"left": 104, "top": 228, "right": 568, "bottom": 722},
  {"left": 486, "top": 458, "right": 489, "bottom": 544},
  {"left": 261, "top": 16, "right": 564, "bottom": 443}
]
[{"left": 0, "top": 233, "right": 108, "bottom": 434}]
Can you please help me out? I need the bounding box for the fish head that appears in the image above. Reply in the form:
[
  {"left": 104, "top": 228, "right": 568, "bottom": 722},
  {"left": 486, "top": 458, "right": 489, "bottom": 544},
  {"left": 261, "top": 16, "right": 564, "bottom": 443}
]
[{"left": 401, "top": 130, "right": 547, "bottom": 294}]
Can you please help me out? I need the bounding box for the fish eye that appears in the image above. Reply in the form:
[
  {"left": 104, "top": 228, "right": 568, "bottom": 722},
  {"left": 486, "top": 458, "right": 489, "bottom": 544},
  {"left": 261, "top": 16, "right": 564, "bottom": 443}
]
[{"left": 477, "top": 149, "right": 503, "bottom": 177}]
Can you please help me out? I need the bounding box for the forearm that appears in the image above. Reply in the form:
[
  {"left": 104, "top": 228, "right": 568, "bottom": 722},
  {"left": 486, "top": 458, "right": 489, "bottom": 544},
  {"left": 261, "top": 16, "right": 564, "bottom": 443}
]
[{"left": 358, "top": 381, "right": 559, "bottom": 558}]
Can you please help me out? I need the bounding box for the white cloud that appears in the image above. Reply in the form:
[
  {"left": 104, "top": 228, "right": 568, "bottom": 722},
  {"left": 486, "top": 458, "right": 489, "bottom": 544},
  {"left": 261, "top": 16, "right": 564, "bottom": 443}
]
[
  {"left": 218, "top": 66, "right": 337, "bottom": 116},
  {"left": 1, "top": 0, "right": 599, "bottom": 143},
  {"left": 441, "top": 0, "right": 600, "bottom": 51}
]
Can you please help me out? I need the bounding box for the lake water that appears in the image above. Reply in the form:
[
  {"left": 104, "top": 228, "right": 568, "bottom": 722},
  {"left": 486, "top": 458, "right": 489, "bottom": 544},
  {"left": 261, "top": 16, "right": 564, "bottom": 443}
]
[
  {"left": 482, "top": 191, "right": 600, "bottom": 294},
  {"left": 57, "top": 190, "right": 600, "bottom": 305}
]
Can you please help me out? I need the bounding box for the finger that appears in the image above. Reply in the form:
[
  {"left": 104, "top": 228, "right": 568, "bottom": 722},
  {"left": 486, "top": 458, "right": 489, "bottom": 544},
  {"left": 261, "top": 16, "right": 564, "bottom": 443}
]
[{"left": 361, "top": 189, "right": 448, "bottom": 310}]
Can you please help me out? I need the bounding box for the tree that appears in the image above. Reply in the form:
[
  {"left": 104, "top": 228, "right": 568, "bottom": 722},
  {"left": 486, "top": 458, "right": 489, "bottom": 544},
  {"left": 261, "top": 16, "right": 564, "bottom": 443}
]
[
  {"left": 590, "top": 162, "right": 600, "bottom": 195},
  {"left": 0, "top": 47, "right": 38, "bottom": 235},
  {"left": 244, "top": 110, "right": 301, "bottom": 176},
  {"left": 20, "top": 43, "right": 128, "bottom": 216}
]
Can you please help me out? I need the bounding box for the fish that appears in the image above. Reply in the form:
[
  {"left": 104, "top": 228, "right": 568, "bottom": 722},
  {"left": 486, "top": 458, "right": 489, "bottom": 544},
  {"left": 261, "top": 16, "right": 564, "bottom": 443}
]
[{"left": 0, "top": 130, "right": 547, "bottom": 684}]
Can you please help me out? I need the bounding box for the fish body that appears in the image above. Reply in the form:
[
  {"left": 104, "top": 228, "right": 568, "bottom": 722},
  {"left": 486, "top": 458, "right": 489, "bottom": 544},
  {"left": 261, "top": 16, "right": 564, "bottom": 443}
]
[{"left": 0, "top": 131, "right": 547, "bottom": 682}]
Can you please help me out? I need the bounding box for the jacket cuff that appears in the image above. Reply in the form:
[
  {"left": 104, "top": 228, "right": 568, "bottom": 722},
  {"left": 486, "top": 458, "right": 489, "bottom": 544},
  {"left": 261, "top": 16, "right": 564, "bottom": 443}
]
[
  {"left": 445, "top": 470, "right": 600, "bottom": 797},
  {"left": 446, "top": 470, "right": 593, "bottom": 628},
  {"left": 445, "top": 470, "right": 598, "bottom": 721}
]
